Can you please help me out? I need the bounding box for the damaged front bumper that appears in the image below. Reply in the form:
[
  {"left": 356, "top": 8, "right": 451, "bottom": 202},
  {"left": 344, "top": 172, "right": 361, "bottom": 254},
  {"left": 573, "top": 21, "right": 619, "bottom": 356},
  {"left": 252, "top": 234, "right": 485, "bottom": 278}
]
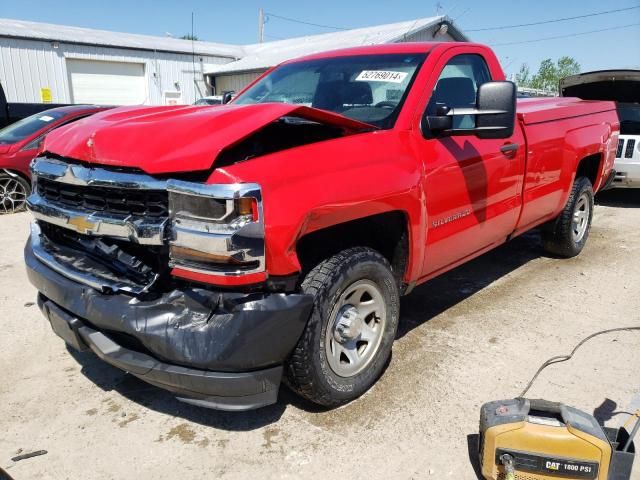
[{"left": 25, "top": 230, "right": 313, "bottom": 411}]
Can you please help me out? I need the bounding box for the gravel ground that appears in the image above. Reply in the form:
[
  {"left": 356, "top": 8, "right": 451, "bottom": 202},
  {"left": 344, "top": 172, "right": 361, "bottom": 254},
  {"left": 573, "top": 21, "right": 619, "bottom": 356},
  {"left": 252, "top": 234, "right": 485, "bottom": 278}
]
[{"left": 1, "top": 190, "right": 639, "bottom": 479}]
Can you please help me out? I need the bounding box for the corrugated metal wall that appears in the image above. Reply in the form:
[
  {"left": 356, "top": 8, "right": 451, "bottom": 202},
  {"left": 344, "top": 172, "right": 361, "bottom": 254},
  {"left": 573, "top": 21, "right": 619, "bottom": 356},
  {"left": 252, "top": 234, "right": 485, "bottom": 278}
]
[
  {"left": 0, "top": 37, "right": 234, "bottom": 104},
  {"left": 214, "top": 71, "right": 264, "bottom": 94}
]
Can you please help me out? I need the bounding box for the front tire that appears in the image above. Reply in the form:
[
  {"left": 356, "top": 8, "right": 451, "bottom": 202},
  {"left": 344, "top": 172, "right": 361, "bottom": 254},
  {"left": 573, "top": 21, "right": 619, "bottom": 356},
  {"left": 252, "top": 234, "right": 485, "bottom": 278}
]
[
  {"left": 285, "top": 247, "right": 400, "bottom": 407},
  {"left": 542, "top": 176, "right": 594, "bottom": 257}
]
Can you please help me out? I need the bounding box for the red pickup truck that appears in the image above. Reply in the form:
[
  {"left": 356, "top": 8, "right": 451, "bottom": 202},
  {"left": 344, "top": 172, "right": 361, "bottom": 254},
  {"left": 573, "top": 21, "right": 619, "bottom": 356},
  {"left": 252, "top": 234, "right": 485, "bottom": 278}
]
[{"left": 25, "top": 42, "right": 619, "bottom": 411}]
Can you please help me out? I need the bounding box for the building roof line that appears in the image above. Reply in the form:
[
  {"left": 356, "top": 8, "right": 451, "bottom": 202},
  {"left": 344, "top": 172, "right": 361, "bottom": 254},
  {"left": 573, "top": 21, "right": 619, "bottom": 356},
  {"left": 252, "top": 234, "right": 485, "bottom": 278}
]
[
  {"left": 204, "top": 16, "right": 466, "bottom": 76},
  {"left": 0, "top": 33, "right": 241, "bottom": 59},
  {"left": 0, "top": 17, "right": 245, "bottom": 58}
]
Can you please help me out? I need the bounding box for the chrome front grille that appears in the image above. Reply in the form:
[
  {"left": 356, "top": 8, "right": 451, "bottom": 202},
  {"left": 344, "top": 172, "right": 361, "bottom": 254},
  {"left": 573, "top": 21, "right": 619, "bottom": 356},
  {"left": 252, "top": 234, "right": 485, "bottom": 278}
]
[
  {"left": 37, "top": 177, "right": 169, "bottom": 217},
  {"left": 27, "top": 156, "right": 266, "bottom": 292}
]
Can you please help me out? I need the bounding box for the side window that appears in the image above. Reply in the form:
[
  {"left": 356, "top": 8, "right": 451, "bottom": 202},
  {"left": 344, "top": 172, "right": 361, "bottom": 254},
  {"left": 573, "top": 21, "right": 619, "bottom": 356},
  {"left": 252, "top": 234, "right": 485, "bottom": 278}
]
[
  {"left": 427, "top": 54, "right": 491, "bottom": 129},
  {"left": 23, "top": 134, "right": 45, "bottom": 151}
]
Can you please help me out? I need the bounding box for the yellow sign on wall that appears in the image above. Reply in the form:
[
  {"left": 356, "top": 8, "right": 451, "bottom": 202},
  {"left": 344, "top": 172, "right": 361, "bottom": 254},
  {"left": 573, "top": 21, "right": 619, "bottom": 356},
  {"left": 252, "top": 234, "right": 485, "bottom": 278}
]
[{"left": 40, "top": 87, "right": 52, "bottom": 103}]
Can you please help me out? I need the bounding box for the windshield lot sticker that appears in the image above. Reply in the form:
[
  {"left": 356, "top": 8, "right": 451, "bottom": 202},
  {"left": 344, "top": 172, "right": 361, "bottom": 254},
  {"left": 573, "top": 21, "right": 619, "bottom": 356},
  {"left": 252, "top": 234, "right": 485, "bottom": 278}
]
[
  {"left": 356, "top": 70, "right": 408, "bottom": 83},
  {"left": 38, "top": 115, "right": 55, "bottom": 122}
]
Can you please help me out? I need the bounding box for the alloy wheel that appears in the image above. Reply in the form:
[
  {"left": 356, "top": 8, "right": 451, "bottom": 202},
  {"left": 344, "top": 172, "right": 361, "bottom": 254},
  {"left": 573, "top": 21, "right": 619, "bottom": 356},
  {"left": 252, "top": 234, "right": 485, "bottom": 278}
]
[{"left": 0, "top": 176, "right": 29, "bottom": 214}]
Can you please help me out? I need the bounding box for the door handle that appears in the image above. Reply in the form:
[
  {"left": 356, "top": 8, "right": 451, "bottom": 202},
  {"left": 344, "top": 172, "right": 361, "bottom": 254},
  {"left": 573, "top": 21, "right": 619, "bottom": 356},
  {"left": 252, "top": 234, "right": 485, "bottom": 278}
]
[{"left": 500, "top": 143, "right": 519, "bottom": 156}]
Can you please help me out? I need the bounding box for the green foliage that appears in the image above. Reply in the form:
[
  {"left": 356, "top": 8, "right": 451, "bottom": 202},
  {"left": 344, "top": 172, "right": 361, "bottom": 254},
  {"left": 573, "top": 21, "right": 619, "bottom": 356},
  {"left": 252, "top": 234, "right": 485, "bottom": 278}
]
[
  {"left": 556, "top": 56, "right": 581, "bottom": 80},
  {"left": 515, "top": 64, "right": 531, "bottom": 86},
  {"left": 180, "top": 34, "right": 199, "bottom": 40},
  {"left": 516, "top": 57, "right": 580, "bottom": 93}
]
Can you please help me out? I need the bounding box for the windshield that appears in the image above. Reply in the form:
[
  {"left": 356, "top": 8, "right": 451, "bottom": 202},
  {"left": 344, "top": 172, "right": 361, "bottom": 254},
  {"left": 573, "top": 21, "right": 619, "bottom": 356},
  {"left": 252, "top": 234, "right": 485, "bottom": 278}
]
[
  {"left": 234, "top": 53, "right": 426, "bottom": 129},
  {"left": 618, "top": 103, "right": 640, "bottom": 135},
  {"left": 0, "top": 111, "right": 65, "bottom": 145}
]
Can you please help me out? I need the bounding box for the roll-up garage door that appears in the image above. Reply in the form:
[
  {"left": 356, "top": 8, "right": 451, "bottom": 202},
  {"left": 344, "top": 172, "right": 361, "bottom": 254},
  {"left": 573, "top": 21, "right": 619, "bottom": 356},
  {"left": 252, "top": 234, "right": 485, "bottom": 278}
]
[{"left": 67, "top": 59, "right": 146, "bottom": 105}]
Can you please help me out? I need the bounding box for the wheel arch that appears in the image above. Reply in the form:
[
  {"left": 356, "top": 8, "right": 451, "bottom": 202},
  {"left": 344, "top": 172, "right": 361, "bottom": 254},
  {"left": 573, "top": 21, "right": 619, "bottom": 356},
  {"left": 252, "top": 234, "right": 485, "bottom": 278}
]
[
  {"left": 295, "top": 210, "right": 413, "bottom": 290},
  {"left": 563, "top": 122, "right": 612, "bottom": 193},
  {"left": 575, "top": 152, "right": 603, "bottom": 189},
  {"left": 1, "top": 168, "right": 31, "bottom": 184}
]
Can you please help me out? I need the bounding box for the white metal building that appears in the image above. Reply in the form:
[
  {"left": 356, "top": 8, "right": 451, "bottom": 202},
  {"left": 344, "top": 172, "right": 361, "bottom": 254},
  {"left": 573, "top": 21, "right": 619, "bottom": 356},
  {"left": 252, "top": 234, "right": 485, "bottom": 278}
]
[
  {"left": 207, "top": 17, "right": 467, "bottom": 94},
  {"left": 0, "top": 16, "right": 467, "bottom": 106},
  {"left": 0, "top": 18, "right": 242, "bottom": 105}
]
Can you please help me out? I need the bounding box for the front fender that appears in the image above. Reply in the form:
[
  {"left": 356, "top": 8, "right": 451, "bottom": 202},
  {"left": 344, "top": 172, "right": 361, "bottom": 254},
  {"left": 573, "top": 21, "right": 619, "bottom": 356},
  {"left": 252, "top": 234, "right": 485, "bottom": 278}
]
[{"left": 210, "top": 130, "right": 425, "bottom": 282}]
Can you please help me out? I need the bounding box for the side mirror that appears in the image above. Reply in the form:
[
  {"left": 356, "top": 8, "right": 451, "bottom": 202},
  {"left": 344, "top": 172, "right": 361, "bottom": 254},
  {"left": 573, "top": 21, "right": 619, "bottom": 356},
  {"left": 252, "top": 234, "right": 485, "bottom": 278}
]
[
  {"left": 421, "top": 81, "right": 516, "bottom": 139},
  {"left": 423, "top": 105, "right": 453, "bottom": 132},
  {"left": 222, "top": 91, "right": 235, "bottom": 104},
  {"left": 475, "top": 81, "right": 516, "bottom": 139}
]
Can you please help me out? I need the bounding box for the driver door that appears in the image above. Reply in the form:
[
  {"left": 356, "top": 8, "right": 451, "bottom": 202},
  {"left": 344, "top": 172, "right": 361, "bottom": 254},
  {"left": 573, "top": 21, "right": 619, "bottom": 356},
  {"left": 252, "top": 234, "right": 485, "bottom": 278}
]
[{"left": 417, "top": 53, "right": 525, "bottom": 277}]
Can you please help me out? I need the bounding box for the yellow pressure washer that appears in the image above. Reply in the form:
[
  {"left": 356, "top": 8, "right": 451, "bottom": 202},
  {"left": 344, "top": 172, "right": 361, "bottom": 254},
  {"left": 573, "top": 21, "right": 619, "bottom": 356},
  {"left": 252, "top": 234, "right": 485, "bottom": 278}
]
[
  {"left": 479, "top": 398, "right": 638, "bottom": 480},
  {"left": 478, "top": 327, "right": 640, "bottom": 480}
]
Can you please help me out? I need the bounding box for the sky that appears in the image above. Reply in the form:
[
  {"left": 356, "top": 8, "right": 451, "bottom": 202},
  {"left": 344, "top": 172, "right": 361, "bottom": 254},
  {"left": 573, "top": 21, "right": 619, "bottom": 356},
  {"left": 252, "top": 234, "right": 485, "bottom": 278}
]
[{"left": 1, "top": 0, "right": 639, "bottom": 78}]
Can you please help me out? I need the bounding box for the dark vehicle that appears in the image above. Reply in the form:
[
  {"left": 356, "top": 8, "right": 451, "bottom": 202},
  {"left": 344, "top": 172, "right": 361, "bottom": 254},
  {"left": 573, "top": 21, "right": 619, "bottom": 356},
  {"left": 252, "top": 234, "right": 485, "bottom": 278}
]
[
  {"left": 0, "top": 83, "right": 70, "bottom": 129},
  {"left": 561, "top": 70, "right": 640, "bottom": 188},
  {"left": 0, "top": 105, "right": 112, "bottom": 213},
  {"left": 194, "top": 96, "right": 223, "bottom": 106}
]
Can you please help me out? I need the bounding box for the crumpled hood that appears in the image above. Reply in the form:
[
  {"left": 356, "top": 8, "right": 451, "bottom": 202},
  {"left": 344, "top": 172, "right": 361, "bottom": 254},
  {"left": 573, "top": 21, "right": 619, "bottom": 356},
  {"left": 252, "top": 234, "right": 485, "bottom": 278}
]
[{"left": 42, "top": 103, "right": 375, "bottom": 174}]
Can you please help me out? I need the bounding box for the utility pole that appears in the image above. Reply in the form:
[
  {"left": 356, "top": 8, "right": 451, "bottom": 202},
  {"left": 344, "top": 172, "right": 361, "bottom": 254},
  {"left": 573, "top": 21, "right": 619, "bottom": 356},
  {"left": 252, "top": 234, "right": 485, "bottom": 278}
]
[{"left": 257, "top": 8, "right": 265, "bottom": 43}]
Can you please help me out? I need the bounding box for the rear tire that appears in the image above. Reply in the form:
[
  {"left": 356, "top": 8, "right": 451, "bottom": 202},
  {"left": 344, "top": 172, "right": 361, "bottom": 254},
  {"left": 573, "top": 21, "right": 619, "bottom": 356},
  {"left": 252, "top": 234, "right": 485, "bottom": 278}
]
[
  {"left": 285, "top": 247, "right": 400, "bottom": 407},
  {"left": 542, "top": 176, "right": 594, "bottom": 258}
]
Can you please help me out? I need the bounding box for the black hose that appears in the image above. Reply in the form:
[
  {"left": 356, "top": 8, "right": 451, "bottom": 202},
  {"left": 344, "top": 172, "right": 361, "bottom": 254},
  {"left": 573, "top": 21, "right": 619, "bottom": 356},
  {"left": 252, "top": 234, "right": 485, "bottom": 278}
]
[{"left": 519, "top": 327, "right": 640, "bottom": 398}]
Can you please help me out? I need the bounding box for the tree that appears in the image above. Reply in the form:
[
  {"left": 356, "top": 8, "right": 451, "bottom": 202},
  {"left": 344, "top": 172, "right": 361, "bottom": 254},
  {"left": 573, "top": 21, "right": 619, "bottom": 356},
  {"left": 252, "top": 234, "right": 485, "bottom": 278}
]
[
  {"left": 181, "top": 34, "right": 199, "bottom": 40},
  {"left": 515, "top": 57, "right": 580, "bottom": 93},
  {"left": 530, "top": 58, "right": 557, "bottom": 91},
  {"left": 515, "top": 64, "right": 531, "bottom": 86},
  {"left": 556, "top": 56, "right": 581, "bottom": 81}
]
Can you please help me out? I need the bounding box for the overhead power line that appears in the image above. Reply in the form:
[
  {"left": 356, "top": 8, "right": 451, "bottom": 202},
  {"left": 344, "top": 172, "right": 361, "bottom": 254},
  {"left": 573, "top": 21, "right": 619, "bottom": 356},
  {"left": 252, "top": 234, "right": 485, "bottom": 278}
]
[
  {"left": 491, "top": 22, "right": 640, "bottom": 46},
  {"left": 264, "top": 12, "right": 350, "bottom": 31},
  {"left": 467, "top": 5, "right": 640, "bottom": 32},
  {"left": 452, "top": 7, "right": 471, "bottom": 23}
]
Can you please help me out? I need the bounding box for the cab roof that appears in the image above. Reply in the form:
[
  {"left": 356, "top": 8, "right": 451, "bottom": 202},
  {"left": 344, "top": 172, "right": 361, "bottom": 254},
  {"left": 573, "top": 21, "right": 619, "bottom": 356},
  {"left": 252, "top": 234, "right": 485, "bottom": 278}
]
[{"left": 282, "top": 42, "right": 482, "bottom": 65}]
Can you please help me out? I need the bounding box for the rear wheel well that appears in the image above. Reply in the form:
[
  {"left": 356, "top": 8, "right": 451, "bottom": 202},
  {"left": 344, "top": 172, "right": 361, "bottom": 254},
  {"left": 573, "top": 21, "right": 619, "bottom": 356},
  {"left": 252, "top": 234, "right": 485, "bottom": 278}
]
[
  {"left": 576, "top": 153, "right": 602, "bottom": 187},
  {"left": 296, "top": 211, "right": 409, "bottom": 287}
]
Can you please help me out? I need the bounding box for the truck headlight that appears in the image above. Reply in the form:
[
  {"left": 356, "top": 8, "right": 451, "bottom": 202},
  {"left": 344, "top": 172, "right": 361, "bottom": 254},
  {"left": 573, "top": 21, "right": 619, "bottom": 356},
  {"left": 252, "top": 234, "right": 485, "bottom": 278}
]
[{"left": 166, "top": 180, "right": 265, "bottom": 276}]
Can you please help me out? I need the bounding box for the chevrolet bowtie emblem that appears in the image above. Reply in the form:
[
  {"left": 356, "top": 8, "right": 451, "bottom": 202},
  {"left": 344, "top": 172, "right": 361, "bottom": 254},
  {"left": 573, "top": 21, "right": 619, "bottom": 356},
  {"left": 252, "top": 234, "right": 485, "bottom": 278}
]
[{"left": 67, "top": 216, "right": 96, "bottom": 234}]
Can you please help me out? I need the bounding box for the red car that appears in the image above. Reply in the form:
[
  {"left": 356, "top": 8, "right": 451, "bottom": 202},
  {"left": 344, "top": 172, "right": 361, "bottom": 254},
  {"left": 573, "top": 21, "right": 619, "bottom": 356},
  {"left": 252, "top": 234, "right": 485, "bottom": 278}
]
[
  {"left": 0, "top": 105, "right": 110, "bottom": 213},
  {"left": 25, "top": 43, "right": 618, "bottom": 410}
]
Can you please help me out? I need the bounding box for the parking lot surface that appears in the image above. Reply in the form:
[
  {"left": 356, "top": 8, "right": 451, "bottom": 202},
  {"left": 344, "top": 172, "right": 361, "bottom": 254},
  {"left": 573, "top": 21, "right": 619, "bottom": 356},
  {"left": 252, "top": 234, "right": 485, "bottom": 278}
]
[{"left": 1, "top": 190, "right": 639, "bottom": 479}]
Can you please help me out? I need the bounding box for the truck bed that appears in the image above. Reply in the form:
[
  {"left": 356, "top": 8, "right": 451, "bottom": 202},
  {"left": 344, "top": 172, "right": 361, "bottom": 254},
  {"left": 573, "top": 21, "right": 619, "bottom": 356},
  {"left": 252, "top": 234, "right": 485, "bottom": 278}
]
[{"left": 516, "top": 97, "right": 617, "bottom": 125}]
